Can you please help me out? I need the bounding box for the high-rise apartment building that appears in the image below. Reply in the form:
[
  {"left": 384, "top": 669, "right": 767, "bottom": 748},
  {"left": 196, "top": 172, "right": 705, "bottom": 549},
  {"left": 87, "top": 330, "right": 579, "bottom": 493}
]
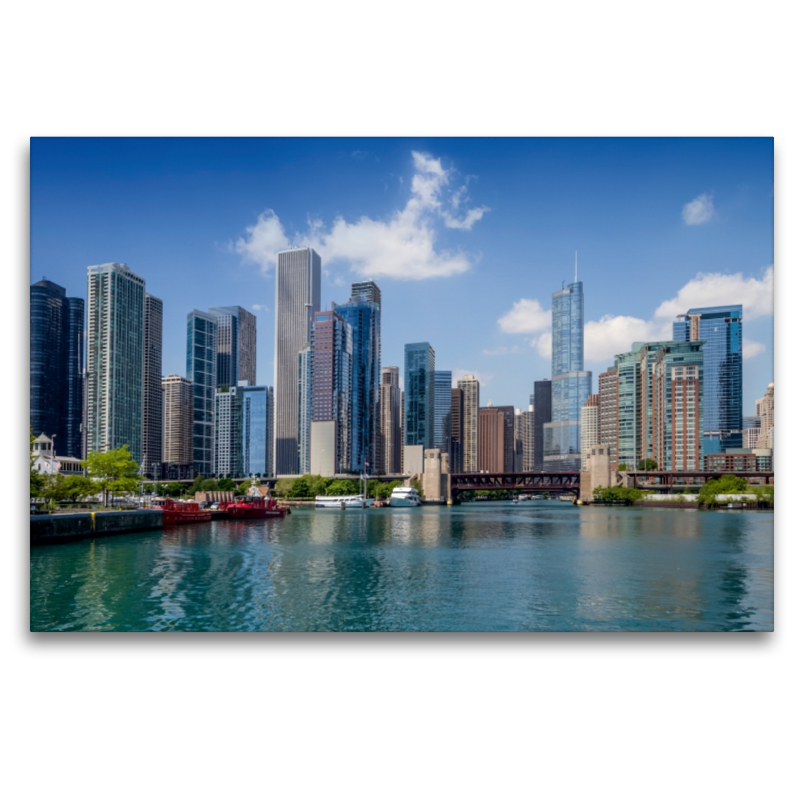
[
  {"left": 86, "top": 263, "right": 145, "bottom": 463},
  {"left": 544, "top": 278, "right": 592, "bottom": 471},
  {"left": 187, "top": 310, "right": 217, "bottom": 476},
  {"left": 478, "top": 405, "right": 505, "bottom": 473},
  {"left": 241, "top": 385, "right": 273, "bottom": 477},
  {"left": 334, "top": 282, "right": 381, "bottom": 473},
  {"left": 580, "top": 394, "right": 600, "bottom": 470},
  {"left": 513, "top": 409, "right": 524, "bottom": 472},
  {"left": 30, "top": 279, "right": 84, "bottom": 459},
  {"left": 533, "top": 379, "right": 551, "bottom": 471},
  {"left": 755, "top": 383, "right": 774, "bottom": 450},
  {"left": 496, "top": 405, "right": 515, "bottom": 472},
  {"left": 450, "top": 387, "right": 464, "bottom": 473},
  {"left": 298, "top": 345, "right": 312, "bottom": 474},
  {"left": 673, "top": 305, "right": 742, "bottom": 454},
  {"left": 215, "top": 385, "right": 242, "bottom": 478},
  {"left": 142, "top": 293, "right": 163, "bottom": 478},
  {"left": 274, "top": 247, "right": 321, "bottom": 474},
  {"left": 598, "top": 367, "right": 619, "bottom": 467},
  {"left": 457, "top": 374, "right": 480, "bottom": 472},
  {"left": 404, "top": 343, "right": 435, "bottom": 448},
  {"left": 434, "top": 371, "right": 452, "bottom": 456},
  {"left": 521, "top": 406, "right": 536, "bottom": 471},
  {"left": 379, "top": 366, "right": 401, "bottom": 474},
  {"left": 310, "top": 309, "right": 352, "bottom": 475},
  {"left": 209, "top": 306, "right": 257, "bottom": 388},
  {"left": 161, "top": 374, "right": 193, "bottom": 466}
]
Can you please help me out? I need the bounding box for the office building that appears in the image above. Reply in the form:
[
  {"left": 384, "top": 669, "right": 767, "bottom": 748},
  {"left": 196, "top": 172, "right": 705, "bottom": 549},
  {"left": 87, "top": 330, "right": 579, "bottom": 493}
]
[
  {"left": 187, "top": 310, "right": 217, "bottom": 476},
  {"left": 209, "top": 306, "right": 257, "bottom": 387},
  {"left": 142, "top": 293, "right": 163, "bottom": 478},
  {"left": 310, "top": 309, "right": 352, "bottom": 475},
  {"left": 30, "top": 279, "right": 84, "bottom": 459},
  {"left": 478, "top": 405, "right": 505, "bottom": 473},
  {"left": 404, "top": 342, "right": 435, "bottom": 449},
  {"left": 581, "top": 394, "right": 600, "bottom": 470},
  {"left": 400, "top": 390, "right": 404, "bottom": 473},
  {"left": 215, "top": 385, "right": 242, "bottom": 478},
  {"left": 513, "top": 409, "right": 524, "bottom": 471},
  {"left": 379, "top": 366, "right": 401, "bottom": 474},
  {"left": 742, "top": 415, "right": 761, "bottom": 449},
  {"left": 673, "top": 305, "right": 742, "bottom": 454},
  {"left": 333, "top": 282, "right": 381, "bottom": 473},
  {"left": 598, "top": 368, "right": 619, "bottom": 468},
  {"left": 162, "top": 374, "right": 193, "bottom": 467},
  {"left": 544, "top": 277, "right": 592, "bottom": 471},
  {"left": 457, "top": 374, "right": 480, "bottom": 472},
  {"left": 434, "top": 371, "right": 452, "bottom": 456},
  {"left": 274, "top": 247, "right": 321, "bottom": 474},
  {"left": 241, "top": 385, "right": 273, "bottom": 477},
  {"left": 755, "top": 383, "right": 774, "bottom": 450},
  {"left": 450, "top": 387, "right": 464, "bottom": 473},
  {"left": 521, "top": 406, "right": 536, "bottom": 471},
  {"left": 497, "top": 405, "right": 515, "bottom": 472},
  {"left": 86, "top": 263, "right": 145, "bottom": 463},
  {"left": 298, "top": 345, "right": 312, "bottom": 474},
  {"left": 533, "top": 379, "right": 551, "bottom": 470}
]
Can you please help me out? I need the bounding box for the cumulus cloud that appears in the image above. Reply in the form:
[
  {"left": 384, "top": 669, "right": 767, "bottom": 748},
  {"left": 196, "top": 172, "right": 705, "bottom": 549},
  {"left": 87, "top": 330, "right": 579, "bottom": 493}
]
[
  {"left": 251, "top": 304, "right": 269, "bottom": 313},
  {"left": 499, "top": 265, "right": 773, "bottom": 366},
  {"left": 234, "top": 152, "right": 489, "bottom": 280},
  {"left": 497, "top": 299, "right": 550, "bottom": 334},
  {"left": 682, "top": 193, "right": 714, "bottom": 225}
]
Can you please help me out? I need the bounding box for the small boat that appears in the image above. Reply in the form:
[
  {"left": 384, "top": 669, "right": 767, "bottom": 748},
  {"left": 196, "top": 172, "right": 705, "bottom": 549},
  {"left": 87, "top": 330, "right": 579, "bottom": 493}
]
[
  {"left": 227, "top": 485, "right": 288, "bottom": 518},
  {"left": 389, "top": 486, "right": 422, "bottom": 507},
  {"left": 315, "top": 494, "right": 374, "bottom": 509},
  {"left": 150, "top": 497, "right": 212, "bottom": 525},
  {"left": 512, "top": 497, "right": 520, "bottom": 504}
]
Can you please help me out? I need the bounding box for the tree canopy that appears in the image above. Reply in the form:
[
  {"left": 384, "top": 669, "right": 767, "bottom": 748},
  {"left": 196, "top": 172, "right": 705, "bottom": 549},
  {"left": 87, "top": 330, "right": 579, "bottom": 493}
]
[{"left": 82, "top": 445, "right": 141, "bottom": 505}]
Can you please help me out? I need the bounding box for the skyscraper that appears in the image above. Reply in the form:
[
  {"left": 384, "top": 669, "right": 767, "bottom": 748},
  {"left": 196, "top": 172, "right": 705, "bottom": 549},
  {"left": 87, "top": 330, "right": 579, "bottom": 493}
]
[
  {"left": 298, "top": 344, "right": 312, "bottom": 474},
  {"left": 379, "top": 366, "right": 401, "bottom": 474},
  {"left": 755, "top": 382, "right": 774, "bottom": 450},
  {"left": 187, "top": 310, "right": 217, "bottom": 476},
  {"left": 274, "top": 247, "right": 321, "bottom": 474},
  {"left": 478, "top": 405, "right": 505, "bottom": 472},
  {"left": 209, "top": 306, "right": 257, "bottom": 388},
  {"left": 521, "top": 406, "right": 536, "bottom": 471},
  {"left": 598, "top": 367, "right": 619, "bottom": 468},
  {"left": 450, "top": 387, "right": 464, "bottom": 473},
  {"left": 241, "top": 385, "right": 273, "bottom": 477},
  {"left": 404, "top": 343, "right": 435, "bottom": 448},
  {"left": 457, "top": 374, "right": 480, "bottom": 472},
  {"left": 533, "top": 379, "right": 551, "bottom": 471},
  {"left": 496, "top": 405, "right": 515, "bottom": 472},
  {"left": 214, "top": 385, "right": 242, "bottom": 478},
  {"left": 30, "top": 279, "right": 84, "bottom": 459},
  {"left": 142, "top": 293, "right": 163, "bottom": 478},
  {"left": 673, "top": 305, "right": 742, "bottom": 454},
  {"left": 580, "top": 394, "right": 600, "bottom": 470},
  {"left": 86, "top": 263, "right": 145, "bottom": 463},
  {"left": 162, "top": 374, "right": 193, "bottom": 467},
  {"left": 434, "top": 371, "right": 453, "bottom": 455},
  {"left": 544, "top": 275, "right": 592, "bottom": 471},
  {"left": 333, "top": 281, "right": 381, "bottom": 473}
]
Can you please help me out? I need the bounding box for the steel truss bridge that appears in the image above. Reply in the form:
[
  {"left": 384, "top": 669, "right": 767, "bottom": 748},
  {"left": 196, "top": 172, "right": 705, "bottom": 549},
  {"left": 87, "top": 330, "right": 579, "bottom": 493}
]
[
  {"left": 626, "top": 471, "right": 774, "bottom": 491},
  {"left": 449, "top": 472, "right": 581, "bottom": 502}
]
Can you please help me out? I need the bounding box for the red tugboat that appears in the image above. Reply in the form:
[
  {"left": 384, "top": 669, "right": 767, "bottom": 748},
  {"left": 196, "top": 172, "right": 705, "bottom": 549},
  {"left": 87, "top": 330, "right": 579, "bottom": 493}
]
[
  {"left": 150, "top": 497, "right": 212, "bottom": 525},
  {"left": 226, "top": 485, "right": 288, "bottom": 519}
]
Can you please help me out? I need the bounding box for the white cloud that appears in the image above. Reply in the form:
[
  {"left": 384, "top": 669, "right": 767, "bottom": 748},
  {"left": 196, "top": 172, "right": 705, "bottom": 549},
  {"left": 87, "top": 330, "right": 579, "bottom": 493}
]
[
  {"left": 482, "top": 345, "right": 523, "bottom": 356},
  {"left": 530, "top": 332, "right": 552, "bottom": 359},
  {"left": 452, "top": 369, "right": 493, "bottom": 387},
  {"left": 742, "top": 339, "right": 766, "bottom": 360},
  {"left": 682, "top": 193, "right": 714, "bottom": 225},
  {"left": 584, "top": 316, "right": 672, "bottom": 363},
  {"left": 234, "top": 152, "right": 489, "bottom": 280},
  {"left": 498, "top": 299, "right": 550, "bottom": 334},
  {"left": 654, "top": 266, "right": 773, "bottom": 321},
  {"left": 251, "top": 304, "right": 269, "bottom": 313}
]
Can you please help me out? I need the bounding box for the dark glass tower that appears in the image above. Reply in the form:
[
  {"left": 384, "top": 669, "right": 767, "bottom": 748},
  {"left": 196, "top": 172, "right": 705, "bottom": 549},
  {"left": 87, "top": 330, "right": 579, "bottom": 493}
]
[
  {"left": 404, "top": 343, "right": 435, "bottom": 448},
  {"left": 30, "top": 280, "right": 84, "bottom": 458},
  {"left": 433, "top": 371, "right": 452, "bottom": 455},
  {"left": 533, "top": 379, "right": 551, "bottom": 471}
]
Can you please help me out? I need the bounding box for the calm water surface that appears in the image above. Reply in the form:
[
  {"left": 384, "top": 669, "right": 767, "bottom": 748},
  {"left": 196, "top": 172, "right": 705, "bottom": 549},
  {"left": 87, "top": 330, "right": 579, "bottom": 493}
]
[{"left": 30, "top": 503, "right": 774, "bottom": 631}]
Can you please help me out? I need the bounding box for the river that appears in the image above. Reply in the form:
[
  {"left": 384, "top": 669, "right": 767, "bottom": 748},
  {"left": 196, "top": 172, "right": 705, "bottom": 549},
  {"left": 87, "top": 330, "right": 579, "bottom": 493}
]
[{"left": 29, "top": 502, "right": 774, "bottom": 631}]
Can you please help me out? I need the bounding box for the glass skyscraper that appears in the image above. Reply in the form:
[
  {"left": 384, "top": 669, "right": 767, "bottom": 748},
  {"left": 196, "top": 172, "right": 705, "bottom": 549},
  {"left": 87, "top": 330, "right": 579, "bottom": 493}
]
[
  {"left": 333, "top": 282, "right": 381, "bottom": 473},
  {"left": 673, "top": 305, "right": 742, "bottom": 454},
  {"left": 30, "top": 280, "right": 84, "bottom": 459},
  {"left": 242, "top": 385, "right": 273, "bottom": 477},
  {"left": 404, "top": 343, "right": 435, "bottom": 449},
  {"left": 209, "top": 306, "right": 257, "bottom": 388},
  {"left": 187, "top": 310, "right": 217, "bottom": 477},
  {"left": 543, "top": 280, "right": 591, "bottom": 470},
  {"left": 433, "top": 370, "right": 452, "bottom": 454}
]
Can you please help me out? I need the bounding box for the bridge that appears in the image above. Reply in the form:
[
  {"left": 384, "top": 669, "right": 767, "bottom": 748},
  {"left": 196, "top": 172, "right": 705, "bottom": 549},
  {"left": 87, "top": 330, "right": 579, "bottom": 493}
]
[
  {"left": 448, "top": 472, "right": 581, "bottom": 503},
  {"left": 625, "top": 471, "right": 774, "bottom": 492}
]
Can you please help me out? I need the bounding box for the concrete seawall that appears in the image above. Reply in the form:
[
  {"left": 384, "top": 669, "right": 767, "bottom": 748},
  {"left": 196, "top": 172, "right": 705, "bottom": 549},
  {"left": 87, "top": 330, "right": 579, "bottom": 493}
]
[{"left": 30, "top": 510, "right": 163, "bottom": 545}]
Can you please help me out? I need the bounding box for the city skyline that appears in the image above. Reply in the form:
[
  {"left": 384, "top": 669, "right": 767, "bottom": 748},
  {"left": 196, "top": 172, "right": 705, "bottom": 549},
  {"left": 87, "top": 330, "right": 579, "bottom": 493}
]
[{"left": 30, "top": 138, "right": 774, "bottom": 413}]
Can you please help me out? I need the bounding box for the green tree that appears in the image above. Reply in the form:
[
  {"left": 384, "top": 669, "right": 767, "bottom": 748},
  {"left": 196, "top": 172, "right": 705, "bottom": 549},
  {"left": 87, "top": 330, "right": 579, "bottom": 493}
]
[
  {"left": 200, "top": 478, "right": 219, "bottom": 492},
  {"left": 288, "top": 475, "right": 311, "bottom": 498},
  {"left": 697, "top": 474, "right": 749, "bottom": 506},
  {"left": 237, "top": 479, "right": 252, "bottom": 494},
  {"left": 307, "top": 475, "right": 332, "bottom": 498},
  {"left": 82, "top": 445, "right": 141, "bottom": 507},
  {"left": 217, "top": 477, "right": 236, "bottom": 492},
  {"left": 617, "top": 463, "right": 629, "bottom": 471},
  {"left": 274, "top": 478, "right": 296, "bottom": 497},
  {"left": 410, "top": 478, "right": 423, "bottom": 497},
  {"left": 30, "top": 429, "right": 46, "bottom": 499},
  {"left": 638, "top": 459, "right": 658, "bottom": 471},
  {"left": 189, "top": 474, "right": 205, "bottom": 495},
  {"left": 59, "top": 475, "right": 96, "bottom": 503},
  {"left": 326, "top": 479, "right": 358, "bottom": 496},
  {"left": 164, "top": 482, "right": 184, "bottom": 498},
  {"left": 592, "top": 485, "right": 644, "bottom": 505}
]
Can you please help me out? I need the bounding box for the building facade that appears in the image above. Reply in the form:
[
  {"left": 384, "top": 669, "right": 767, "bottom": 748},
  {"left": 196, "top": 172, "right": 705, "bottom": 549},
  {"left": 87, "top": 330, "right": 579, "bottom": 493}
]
[
  {"left": 187, "top": 310, "right": 217, "bottom": 477},
  {"left": 598, "top": 368, "right": 619, "bottom": 468},
  {"left": 274, "top": 247, "right": 321, "bottom": 474},
  {"left": 673, "top": 305, "right": 742, "bottom": 454},
  {"left": 209, "top": 306, "right": 257, "bottom": 388},
  {"left": 521, "top": 406, "right": 536, "bottom": 471},
  {"left": 434, "top": 371, "right": 452, "bottom": 456},
  {"left": 544, "top": 280, "right": 592, "bottom": 471},
  {"left": 241, "top": 385, "right": 273, "bottom": 477},
  {"left": 478, "top": 406, "right": 505, "bottom": 473},
  {"left": 86, "top": 263, "right": 145, "bottom": 463},
  {"left": 450, "top": 387, "right": 464, "bottom": 473},
  {"left": 297, "top": 345, "right": 312, "bottom": 474},
  {"left": 142, "top": 293, "right": 163, "bottom": 478},
  {"left": 580, "top": 394, "right": 600, "bottom": 470},
  {"left": 755, "top": 383, "right": 774, "bottom": 450},
  {"left": 162, "top": 374, "right": 193, "bottom": 467},
  {"left": 404, "top": 342, "right": 435, "bottom": 449},
  {"left": 457, "top": 374, "right": 480, "bottom": 472},
  {"left": 214, "top": 385, "right": 242, "bottom": 478},
  {"left": 533, "top": 379, "right": 552, "bottom": 471},
  {"left": 30, "top": 279, "right": 84, "bottom": 459},
  {"left": 379, "top": 366, "right": 401, "bottom": 474}
]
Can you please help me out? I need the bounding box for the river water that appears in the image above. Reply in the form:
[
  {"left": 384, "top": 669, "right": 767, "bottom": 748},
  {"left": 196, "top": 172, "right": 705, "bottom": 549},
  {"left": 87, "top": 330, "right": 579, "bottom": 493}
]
[{"left": 29, "top": 502, "right": 774, "bottom": 632}]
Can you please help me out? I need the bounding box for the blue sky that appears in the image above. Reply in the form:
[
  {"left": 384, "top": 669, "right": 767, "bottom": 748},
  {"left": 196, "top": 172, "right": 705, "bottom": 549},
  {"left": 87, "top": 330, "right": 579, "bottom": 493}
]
[{"left": 31, "top": 137, "right": 774, "bottom": 412}]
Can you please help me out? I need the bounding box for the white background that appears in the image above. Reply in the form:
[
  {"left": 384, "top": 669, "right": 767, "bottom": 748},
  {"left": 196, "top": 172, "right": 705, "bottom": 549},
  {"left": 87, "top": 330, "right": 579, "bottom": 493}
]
[{"left": 4, "top": 2, "right": 795, "bottom": 798}]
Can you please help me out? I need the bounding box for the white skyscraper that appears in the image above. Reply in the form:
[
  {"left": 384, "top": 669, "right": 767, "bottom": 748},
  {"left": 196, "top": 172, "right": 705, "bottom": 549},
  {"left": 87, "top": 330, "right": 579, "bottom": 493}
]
[{"left": 274, "top": 247, "right": 321, "bottom": 474}]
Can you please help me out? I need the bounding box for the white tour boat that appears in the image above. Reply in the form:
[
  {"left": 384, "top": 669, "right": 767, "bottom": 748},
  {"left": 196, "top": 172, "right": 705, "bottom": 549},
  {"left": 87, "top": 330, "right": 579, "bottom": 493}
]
[
  {"left": 389, "top": 486, "right": 422, "bottom": 507},
  {"left": 315, "top": 495, "right": 374, "bottom": 509}
]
